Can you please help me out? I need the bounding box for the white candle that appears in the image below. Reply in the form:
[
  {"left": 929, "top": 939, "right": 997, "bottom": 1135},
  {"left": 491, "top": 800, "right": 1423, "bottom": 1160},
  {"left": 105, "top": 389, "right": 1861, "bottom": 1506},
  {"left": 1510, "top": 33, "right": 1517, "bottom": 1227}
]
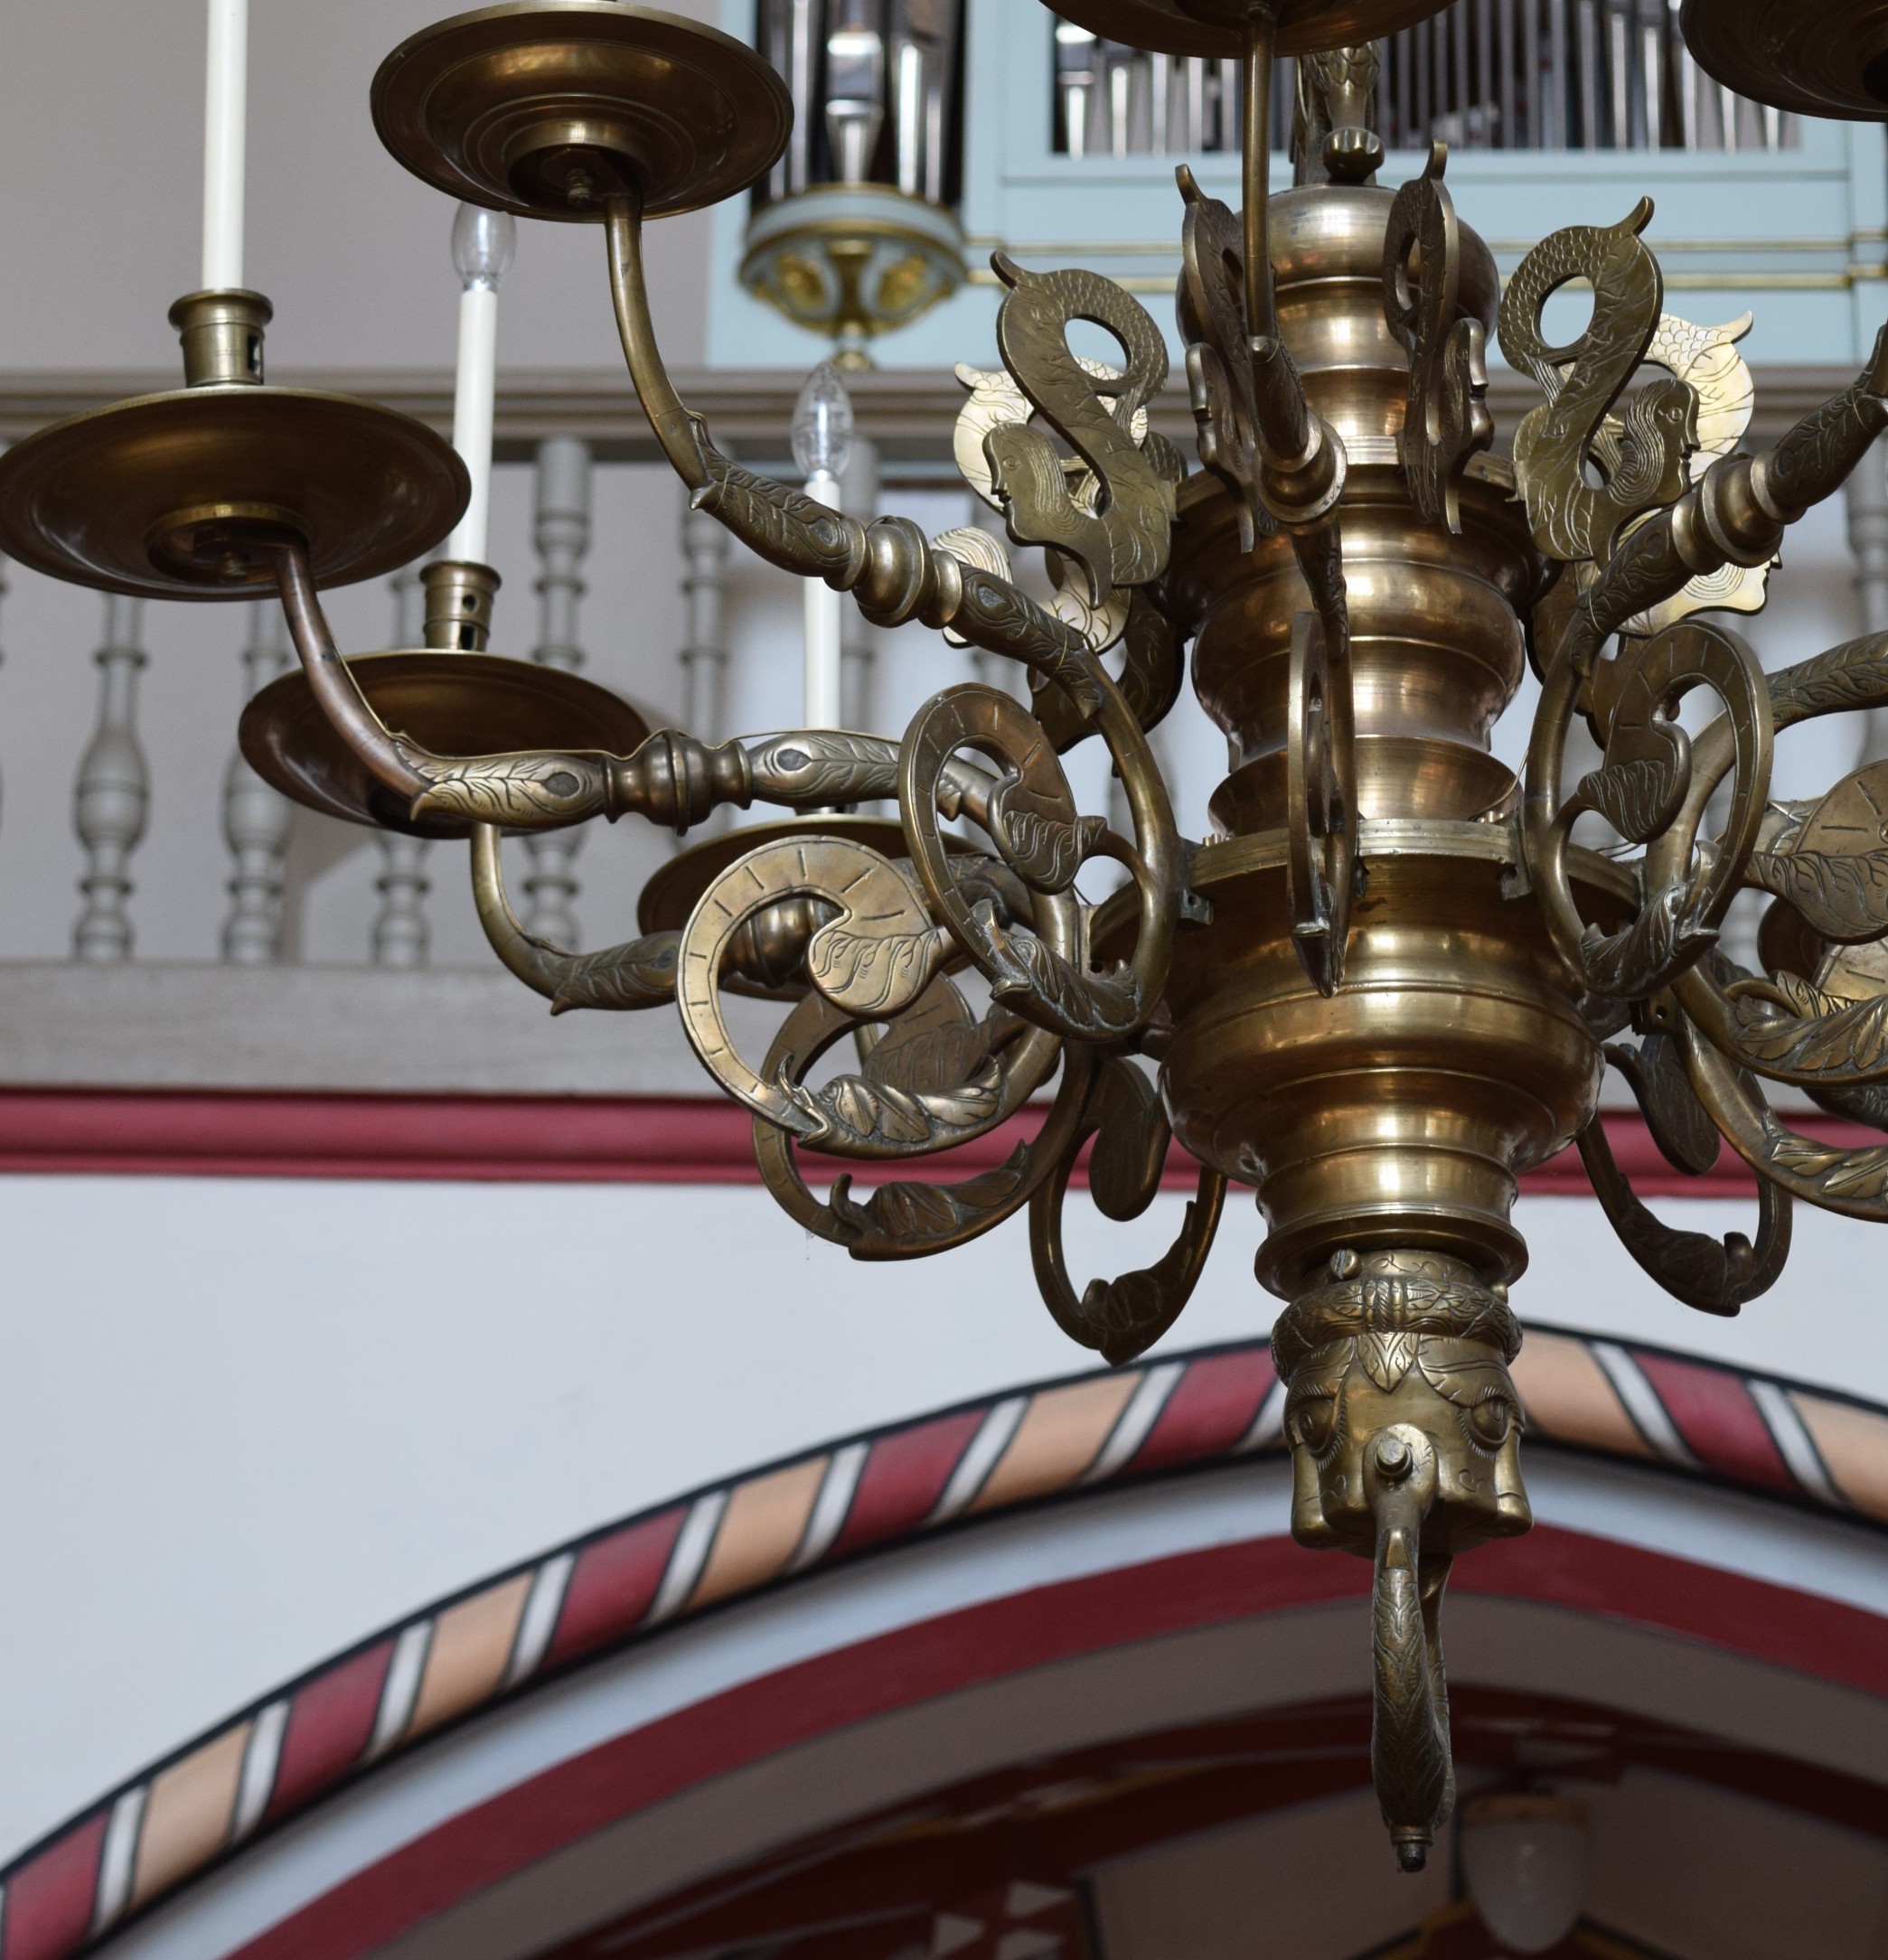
[
  {"left": 790, "top": 363, "right": 855, "bottom": 728},
  {"left": 802, "top": 471, "right": 844, "bottom": 727},
  {"left": 201, "top": 0, "right": 248, "bottom": 290},
  {"left": 445, "top": 204, "right": 515, "bottom": 567}
]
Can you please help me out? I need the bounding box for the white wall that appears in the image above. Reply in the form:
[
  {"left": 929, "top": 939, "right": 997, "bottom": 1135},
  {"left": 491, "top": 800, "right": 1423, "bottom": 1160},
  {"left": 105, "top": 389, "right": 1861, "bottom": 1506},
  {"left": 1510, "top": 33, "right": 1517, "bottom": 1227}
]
[{"left": 0, "top": 1167, "right": 1876, "bottom": 1866}]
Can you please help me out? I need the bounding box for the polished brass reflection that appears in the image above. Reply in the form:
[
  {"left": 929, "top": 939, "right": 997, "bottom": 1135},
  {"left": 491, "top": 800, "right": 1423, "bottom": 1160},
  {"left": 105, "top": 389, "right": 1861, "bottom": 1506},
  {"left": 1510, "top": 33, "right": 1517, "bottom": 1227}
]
[{"left": 9, "top": 0, "right": 1888, "bottom": 1871}]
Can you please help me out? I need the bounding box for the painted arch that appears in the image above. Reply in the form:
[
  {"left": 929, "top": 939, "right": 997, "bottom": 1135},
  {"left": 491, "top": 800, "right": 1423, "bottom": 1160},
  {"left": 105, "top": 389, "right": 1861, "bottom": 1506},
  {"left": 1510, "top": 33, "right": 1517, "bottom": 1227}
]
[{"left": 6, "top": 1324, "right": 1888, "bottom": 1960}]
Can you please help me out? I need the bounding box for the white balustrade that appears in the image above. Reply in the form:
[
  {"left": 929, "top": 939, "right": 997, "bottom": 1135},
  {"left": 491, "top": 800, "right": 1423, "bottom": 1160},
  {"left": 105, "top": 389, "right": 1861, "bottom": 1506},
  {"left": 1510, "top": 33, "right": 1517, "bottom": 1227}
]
[
  {"left": 680, "top": 483, "right": 733, "bottom": 833},
  {"left": 371, "top": 562, "right": 431, "bottom": 967},
  {"left": 522, "top": 437, "right": 594, "bottom": 943},
  {"left": 221, "top": 599, "right": 294, "bottom": 962},
  {"left": 72, "top": 596, "right": 149, "bottom": 962}
]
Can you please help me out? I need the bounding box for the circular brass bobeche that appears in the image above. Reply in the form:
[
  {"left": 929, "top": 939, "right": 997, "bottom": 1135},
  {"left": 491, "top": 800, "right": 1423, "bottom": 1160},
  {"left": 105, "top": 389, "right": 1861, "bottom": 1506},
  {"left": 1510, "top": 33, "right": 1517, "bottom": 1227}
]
[
  {"left": 240, "top": 653, "right": 651, "bottom": 839},
  {"left": 0, "top": 388, "right": 468, "bottom": 601},
  {"left": 1680, "top": 0, "right": 1888, "bottom": 118},
  {"left": 371, "top": 1, "right": 793, "bottom": 221},
  {"left": 1049, "top": 0, "right": 1452, "bottom": 60}
]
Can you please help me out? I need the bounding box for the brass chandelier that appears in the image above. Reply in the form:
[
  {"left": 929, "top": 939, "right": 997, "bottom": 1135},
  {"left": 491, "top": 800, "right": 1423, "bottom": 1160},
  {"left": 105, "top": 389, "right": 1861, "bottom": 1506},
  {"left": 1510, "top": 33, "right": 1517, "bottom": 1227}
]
[{"left": 4, "top": 0, "right": 1888, "bottom": 1873}]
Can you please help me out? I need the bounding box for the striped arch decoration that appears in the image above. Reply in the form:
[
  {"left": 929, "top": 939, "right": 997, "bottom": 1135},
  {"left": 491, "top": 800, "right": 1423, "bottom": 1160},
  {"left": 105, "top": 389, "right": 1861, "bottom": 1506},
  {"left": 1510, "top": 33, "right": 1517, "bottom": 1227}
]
[{"left": 3, "top": 1323, "right": 1887, "bottom": 1960}]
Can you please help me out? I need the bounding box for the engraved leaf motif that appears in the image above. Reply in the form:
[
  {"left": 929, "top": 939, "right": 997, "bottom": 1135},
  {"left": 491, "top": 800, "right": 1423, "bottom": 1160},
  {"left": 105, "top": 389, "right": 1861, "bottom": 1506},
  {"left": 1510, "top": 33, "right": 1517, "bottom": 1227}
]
[
  {"left": 408, "top": 751, "right": 606, "bottom": 826},
  {"left": 549, "top": 933, "right": 680, "bottom": 1014},
  {"left": 806, "top": 923, "right": 944, "bottom": 1019},
  {"left": 1580, "top": 880, "right": 1716, "bottom": 998},
  {"left": 989, "top": 799, "right": 1104, "bottom": 895},
  {"left": 1733, "top": 981, "right": 1888, "bottom": 1078},
  {"left": 1358, "top": 1328, "right": 1421, "bottom": 1392},
  {"left": 1744, "top": 846, "right": 1888, "bottom": 941},
  {"left": 1575, "top": 753, "right": 1686, "bottom": 842}
]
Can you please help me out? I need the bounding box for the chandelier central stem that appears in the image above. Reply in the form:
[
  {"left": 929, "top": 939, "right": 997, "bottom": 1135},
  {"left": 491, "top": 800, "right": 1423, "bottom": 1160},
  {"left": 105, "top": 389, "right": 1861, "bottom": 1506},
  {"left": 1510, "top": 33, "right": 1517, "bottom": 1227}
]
[{"left": 1240, "top": 7, "right": 1277, "bottom": 340}]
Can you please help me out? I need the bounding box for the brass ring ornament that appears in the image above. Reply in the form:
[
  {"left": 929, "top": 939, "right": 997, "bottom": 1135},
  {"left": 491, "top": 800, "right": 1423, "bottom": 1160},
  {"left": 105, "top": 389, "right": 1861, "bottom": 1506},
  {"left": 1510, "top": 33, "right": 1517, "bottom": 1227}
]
[
  {"left": 1524, "top": 617, "right": 1771, "bottom": 998},
  {"left": 1287, "top": 609, "right": 1359, "bottom": 997},
  {"left": 676, "top": 836, "right": 979, "bottom": 1147},
  {"left": 1678, "top": 1013, "right": 1888, "bottom": 1222},
  {"left": 749, "top": 982, "right": 1084, "bottom": 1259},
  {"left": 1028, "top": 1057, "right": 1227, "bottom": 1365},
  {"left": 898, "top": 683, "right": 1179, "bottom": 1042}
]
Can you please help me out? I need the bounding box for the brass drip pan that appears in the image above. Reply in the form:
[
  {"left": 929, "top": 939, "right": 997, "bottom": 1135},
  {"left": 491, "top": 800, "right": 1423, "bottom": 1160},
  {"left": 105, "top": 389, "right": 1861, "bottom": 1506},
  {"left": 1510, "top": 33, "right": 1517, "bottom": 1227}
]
[
  {"left": 1049, "top": 0, "right": 1452, "bottom": 59},
  {"left": 1680, "top": 0, "right": 1888, "bottom": 118},
  {"left": 0, "top": 387, "right": 466, "bottom": 601},
  {"left": 240, "top": 652, "right": 651, "bottom": 839},
  {"left": 372, "top": 1, "right": 793, "bottom": 220}
]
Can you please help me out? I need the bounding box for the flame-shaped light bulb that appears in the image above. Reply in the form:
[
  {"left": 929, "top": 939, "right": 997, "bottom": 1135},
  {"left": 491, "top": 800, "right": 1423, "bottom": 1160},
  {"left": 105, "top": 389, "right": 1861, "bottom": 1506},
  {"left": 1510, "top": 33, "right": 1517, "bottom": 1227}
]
[
  {"left": 452, "top": 202, "right": 517, "bottom": 292},
  {"left": 792, "top": 361, "right": 855, "bottom": 484}
]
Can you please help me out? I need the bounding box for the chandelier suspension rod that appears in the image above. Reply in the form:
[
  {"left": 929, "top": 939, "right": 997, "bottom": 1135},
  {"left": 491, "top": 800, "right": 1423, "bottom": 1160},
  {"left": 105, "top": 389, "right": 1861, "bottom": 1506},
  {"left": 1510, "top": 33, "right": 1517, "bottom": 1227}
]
[{"left": 1241, "top": 5, "right": 1278, "bottom": 341}]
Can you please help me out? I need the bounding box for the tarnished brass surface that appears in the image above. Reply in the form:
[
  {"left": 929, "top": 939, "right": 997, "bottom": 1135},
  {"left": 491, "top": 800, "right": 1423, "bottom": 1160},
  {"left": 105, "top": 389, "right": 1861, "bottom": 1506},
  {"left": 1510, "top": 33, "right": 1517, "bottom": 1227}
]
[
  {"left": 1048, "top": 0, "right": 1451, "bottom": 60},
  {"left": 240, "top": 652, "right": 649, "bottom": 837},
  {"left": 371, "top": 1, "right": 792, "bottom": 220},
  {"left": 1680, "top": 0, "right": 1888, "bottom": 118},
  {"left": 1274, "top": 1246, "right": 1526, "bottom": 1867},
  {"left": 1159, "top": 826, "right": 1612, "bottom": 1293},
  {"left": 134, "top": 0, "right": 1888, "bottom": 1869},
  {"left": 0, "top": 384, "right": 465, "bottom": 600}
]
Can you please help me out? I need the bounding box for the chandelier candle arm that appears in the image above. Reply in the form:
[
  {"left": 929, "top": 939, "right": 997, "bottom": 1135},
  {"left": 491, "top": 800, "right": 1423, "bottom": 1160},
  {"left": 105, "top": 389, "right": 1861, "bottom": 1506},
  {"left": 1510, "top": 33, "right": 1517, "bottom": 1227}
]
[
  {"left": 271, "top": 541, "right": 431, "bottom": 802},
  {"left": 201, "top": 0, "right": 248, "bottom": 290}
]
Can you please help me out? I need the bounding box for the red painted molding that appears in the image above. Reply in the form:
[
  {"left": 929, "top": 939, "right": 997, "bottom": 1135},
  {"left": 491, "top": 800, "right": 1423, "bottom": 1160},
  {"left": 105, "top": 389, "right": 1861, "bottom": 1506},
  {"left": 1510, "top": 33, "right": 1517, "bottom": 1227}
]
[
  {"left": 230, "top": 1524, "right": 1888, "bottom": 1960},
  {"left": 0, "top": 1087, "right": 1864, "bottom": 1197}
]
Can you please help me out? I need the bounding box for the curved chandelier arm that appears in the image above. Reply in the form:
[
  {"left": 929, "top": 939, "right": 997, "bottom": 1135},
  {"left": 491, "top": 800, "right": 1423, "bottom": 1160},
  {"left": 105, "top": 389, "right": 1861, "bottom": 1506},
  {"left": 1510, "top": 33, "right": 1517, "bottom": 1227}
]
[
  {"left": 469, "top": 822, "right": 678, "bottom": 1010},
  {"left": 898, "top": 684, "right": 1180, "bottom": 1043},
  {"left": 753, "top": 1027, "right": 1097, "bottom": 1259},
  {"left": 273, "top": 541, "right": 429, "bottom": 802},
  {"left": 1576, "top": 1108, "right": 1790, "bottom": 1315},
  {"left": 599, "top": 182, "right": 1158, "bottom": 734},
  {"left": 1540, "top": 322, "right": 1888, "bottom": 690},
  {"left": 1028, "top": 1056, "right": 1227, "bottom": 1364},
  {"left": 1526, "top": 619, "right": 1771, "bottom": 999},
  {"left": 605, "top": 191, "right": 709, "bottom": 492},
  {"left": 1679, "top": 1014, "right": 1888, "bottom": 1219},
  {"left": 1678, "top": 962, "right": 1888, "bottom": 1090}
]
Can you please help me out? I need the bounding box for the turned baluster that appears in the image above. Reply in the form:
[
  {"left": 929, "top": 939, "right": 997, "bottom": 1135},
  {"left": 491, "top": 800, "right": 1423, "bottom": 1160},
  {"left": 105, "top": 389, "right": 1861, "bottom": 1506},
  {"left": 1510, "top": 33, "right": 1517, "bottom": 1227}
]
[
  {"left": 679, "top": 483, "right": 732, "bottom": 835},
  {"left": 521, "top": 436, "right": 593, "bottom": 942},
  {"left": 220, "top": 599, "right": 294, "bottom": 961},
  {"left": 372, "top": 561, "right": 431, "bottom": 966},
  {"left": 72, "top": 595, "right": 149, "bottom": 962}
]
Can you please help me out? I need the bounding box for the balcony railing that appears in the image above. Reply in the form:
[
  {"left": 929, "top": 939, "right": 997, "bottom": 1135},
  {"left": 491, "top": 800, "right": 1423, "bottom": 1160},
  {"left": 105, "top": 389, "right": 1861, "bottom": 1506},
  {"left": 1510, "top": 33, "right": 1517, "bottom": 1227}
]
[{"left": 1051, "top": 0, "right": 1795, "bottom": 155}]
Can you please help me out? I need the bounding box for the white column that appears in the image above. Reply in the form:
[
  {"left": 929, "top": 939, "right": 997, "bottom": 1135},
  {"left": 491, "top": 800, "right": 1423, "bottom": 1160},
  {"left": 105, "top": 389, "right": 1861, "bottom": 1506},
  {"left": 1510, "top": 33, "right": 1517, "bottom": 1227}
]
[
  {"left": 522, "top": 438, "right": 594, "bottom": 944},
  {"left": 73, "top": 596, "right": 149, "bottom": 963},
  {"left": 220, "top": 600, "right": 294, "bottom": 961},
  {"left": 372, "top": 565, "right": 431, "bottom": 967}
]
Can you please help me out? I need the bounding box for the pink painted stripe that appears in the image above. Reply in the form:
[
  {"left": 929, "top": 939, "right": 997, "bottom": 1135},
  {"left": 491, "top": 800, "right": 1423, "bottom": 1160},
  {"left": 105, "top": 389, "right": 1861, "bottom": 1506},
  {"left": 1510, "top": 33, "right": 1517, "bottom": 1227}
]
[
  {"left": 0, "top": 1092, "right": 1860, "bottom": 1196},
  {"left": 0, "top": 1812, "right": 105, "bottom": 1960}
]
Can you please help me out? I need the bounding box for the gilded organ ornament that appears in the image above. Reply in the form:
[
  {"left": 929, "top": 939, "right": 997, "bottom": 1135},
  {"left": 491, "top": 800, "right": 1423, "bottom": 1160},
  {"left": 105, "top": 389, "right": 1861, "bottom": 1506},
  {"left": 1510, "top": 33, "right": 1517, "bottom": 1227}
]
[{"left": 7, "top": 0, "right": 1888, "bottom": 1876}]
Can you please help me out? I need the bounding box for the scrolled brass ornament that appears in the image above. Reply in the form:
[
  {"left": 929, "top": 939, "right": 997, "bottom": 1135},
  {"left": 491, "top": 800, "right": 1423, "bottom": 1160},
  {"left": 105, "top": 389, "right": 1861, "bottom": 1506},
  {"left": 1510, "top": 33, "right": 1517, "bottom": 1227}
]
[{"left": 24, "top": 0, "right": 1888, "bottom": 1873}]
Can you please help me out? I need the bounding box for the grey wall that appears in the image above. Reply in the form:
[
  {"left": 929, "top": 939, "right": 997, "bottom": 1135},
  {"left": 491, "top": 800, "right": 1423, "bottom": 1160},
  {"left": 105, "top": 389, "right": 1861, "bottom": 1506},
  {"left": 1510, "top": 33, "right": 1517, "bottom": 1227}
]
[{"left": 0, "top": 0, "right": 714, "bottom": 373}]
